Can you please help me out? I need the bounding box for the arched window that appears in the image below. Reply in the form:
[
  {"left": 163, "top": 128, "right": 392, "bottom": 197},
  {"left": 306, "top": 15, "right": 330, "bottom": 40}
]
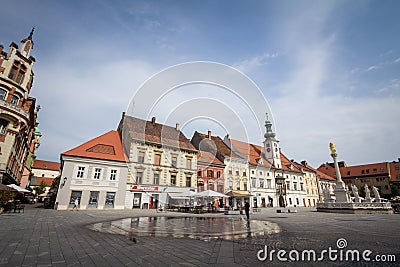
[
  {"left": 11, "top": 95, "right": 19, "bottom": 105},
  {"left": 0, "top": 118, "right": 8, "bottom": 134},
  {"left": 0, "top": 88, "right": 7, "bottom": 100}
]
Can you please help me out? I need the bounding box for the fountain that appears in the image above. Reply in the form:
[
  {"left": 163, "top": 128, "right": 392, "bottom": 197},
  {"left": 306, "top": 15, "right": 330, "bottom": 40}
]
[{"left": 316, "top": 142, "right": 393, "bottom": 214}]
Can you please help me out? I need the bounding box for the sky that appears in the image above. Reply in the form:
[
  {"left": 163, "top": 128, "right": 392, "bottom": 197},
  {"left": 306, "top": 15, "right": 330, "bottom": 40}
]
[{"left": 0, "top": 0, "right": 399, "bottom": 168}]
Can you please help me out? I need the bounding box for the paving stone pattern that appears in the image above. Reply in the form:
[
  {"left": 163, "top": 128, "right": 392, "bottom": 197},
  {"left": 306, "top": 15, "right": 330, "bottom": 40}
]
[{"left": 1, "top": 205, "right": 399, "bottom": 266}]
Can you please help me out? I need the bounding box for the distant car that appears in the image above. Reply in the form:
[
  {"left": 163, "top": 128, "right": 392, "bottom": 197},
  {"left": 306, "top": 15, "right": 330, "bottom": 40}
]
[{"left": 25, "top": 197, "right": 36, "bottom": 204}]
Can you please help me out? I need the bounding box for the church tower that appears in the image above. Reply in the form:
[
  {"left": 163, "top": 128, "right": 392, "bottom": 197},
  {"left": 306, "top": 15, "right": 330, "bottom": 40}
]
[{"left": 263, "top": 113, "right": 281, "bottom": 168}]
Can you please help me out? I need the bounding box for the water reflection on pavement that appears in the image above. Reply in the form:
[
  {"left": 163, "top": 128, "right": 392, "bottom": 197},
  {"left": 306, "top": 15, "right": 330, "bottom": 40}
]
[{"left": 88, "top": 216, "right": 280, "bottom": 241}]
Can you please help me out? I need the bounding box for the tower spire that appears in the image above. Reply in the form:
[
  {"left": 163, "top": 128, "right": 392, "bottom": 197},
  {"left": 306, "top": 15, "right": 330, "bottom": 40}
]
[{"left": 28, "top": 27, "right": 35, "bottom": 39}]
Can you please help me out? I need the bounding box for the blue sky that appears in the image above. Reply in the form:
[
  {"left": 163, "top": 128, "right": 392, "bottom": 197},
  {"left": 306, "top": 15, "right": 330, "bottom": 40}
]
[{"left": 1, "top": 0, "right": 399, "bottom": 167}]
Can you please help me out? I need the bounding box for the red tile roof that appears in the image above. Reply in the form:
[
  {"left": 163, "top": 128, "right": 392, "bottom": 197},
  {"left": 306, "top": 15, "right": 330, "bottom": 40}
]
[
  {"left": 318, "top": 162, "right": 390, "bottom": 179},
  {"left": 62, "top": 130, "right": 128, "bottom": 162},
  {"left": 120, "top": 115, "right": 196, "bottom": 151},
  {"left": 32, "top": 160, "right": 61, "bottom": 171},
  {"left": 191, "top": 131, "right": 239, "bottom": 162},
  {"left": 296, "top": 161, "right": 336, "bottom": 181},
  {"left": 197, "top": 150, "right": 224, "bottom": 165}
]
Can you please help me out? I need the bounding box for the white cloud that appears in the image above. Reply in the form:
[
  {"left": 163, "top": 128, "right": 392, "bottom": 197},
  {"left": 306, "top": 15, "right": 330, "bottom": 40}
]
[{"left": 233, "top": 52, "right": 278, "bottom": 73}]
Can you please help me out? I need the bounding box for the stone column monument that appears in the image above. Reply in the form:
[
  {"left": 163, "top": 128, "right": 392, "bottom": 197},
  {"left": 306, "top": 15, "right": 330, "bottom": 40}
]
[{"left": 329, "top": 142, "right": 350, "bottom": 202}]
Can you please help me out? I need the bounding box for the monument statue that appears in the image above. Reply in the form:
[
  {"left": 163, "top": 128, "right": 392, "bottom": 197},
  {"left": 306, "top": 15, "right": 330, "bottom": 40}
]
[
  {"left": 351, "top": 184, "right": 361, "bottom": 202},
  {"left": 329, "top": 142, "right": 337, "bottom": 155},
  {"left": 372, "top": 186, "right": 381, "bottom": 203},
  {"left": 364, "top": 184, "right": 372, "bottom": 203}
]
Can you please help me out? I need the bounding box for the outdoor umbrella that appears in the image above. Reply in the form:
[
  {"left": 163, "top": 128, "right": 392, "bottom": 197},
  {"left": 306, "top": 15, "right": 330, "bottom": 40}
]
[
  {"left": 0, "top": 184, "right": 17, "bottom": 192},
  {"left": 197, "top": 190, "right": 228, "bottom": 198},
  {"left": 7, "top": 184, "right": 31, "bottom": 193}
]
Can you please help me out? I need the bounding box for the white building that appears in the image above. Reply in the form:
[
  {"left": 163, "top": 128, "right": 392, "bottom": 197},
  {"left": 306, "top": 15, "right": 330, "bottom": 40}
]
[
  {"left": 118, "top": 114, "right": 198, "bottom": 209},
  {"left": 55, "top": 130, "right": 128, "bottom": 210}
]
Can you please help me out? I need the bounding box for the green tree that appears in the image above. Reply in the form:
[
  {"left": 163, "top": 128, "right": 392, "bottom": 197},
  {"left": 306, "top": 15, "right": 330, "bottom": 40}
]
[
  {"left": 33, "top": 181, "right": 47, "bottom": 197},
  {"left": 391, "top": 184, "right": 399, "bottom": 197}
]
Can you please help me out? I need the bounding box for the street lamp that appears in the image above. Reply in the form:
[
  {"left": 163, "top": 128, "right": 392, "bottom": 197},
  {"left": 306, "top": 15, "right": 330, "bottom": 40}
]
[{"left": 61, "top": 177, "right": 67, "bottom": 188}]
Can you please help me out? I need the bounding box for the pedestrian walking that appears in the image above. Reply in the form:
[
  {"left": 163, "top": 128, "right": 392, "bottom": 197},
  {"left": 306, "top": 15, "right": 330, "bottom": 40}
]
[
  {"left": 244, "top": 200, "right": 250, "bottom": 221},
  {"left": 72, "top": 198, "right": 79, "bottom": 211}
]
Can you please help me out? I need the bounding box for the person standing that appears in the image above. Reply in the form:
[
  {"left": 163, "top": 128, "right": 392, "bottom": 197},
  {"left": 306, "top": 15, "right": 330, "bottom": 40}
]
[
  {"left": 72, "top": 198, "right": 79, "bottom": 211},
  {"left": 244, "top": 200, "right": 250, "bottom": 220}
]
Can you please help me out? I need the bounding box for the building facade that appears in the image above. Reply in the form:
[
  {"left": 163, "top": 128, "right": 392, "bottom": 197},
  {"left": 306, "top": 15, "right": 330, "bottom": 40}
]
[
  {"left": 118, "top": 114, "right": 198, "bottom": 209},
  {"left": 56, "top": 131, "right": 128, "bottom": 210},
  {"left": 0, "top": 29, "right": 40, "bottom": 185},
  {"left": 196, "top": 150, "right": 225, "bottom": 193},
  {"left": 318, "top": 161, "right": 392, "bottom": 198},
  {"left": 30, "top": 159, "right": 60, "bottom": 198}
]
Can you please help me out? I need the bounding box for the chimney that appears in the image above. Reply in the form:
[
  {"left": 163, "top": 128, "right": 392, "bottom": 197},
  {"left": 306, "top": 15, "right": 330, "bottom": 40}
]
[
  {"left": 175, "top": 123, "right": 180, "bottom": 131},
  {"left": 151, "top": 117, "right": 156, "bottom": 125},
  {"left": 398, "top": 158, "right": 400, "bottom": 162},
  {"left": 208, "top": 130, "right": 211, "bottom": 140},
  {"left": 226, "top": 133, "right": 230, "bottom": 140},
  {"left": 301, "top": 160, "right": 307, "bottom": 166}
]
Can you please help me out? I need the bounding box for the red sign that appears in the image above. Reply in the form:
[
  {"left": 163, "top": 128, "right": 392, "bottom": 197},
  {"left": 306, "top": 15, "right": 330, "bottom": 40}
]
[{"left": 131, "top": 185, "right": 159, "bottom": 191}]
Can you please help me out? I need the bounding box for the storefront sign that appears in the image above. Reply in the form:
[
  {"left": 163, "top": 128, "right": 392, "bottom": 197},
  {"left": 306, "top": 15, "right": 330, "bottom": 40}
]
[{"left": 131, "top": 185, "right": 159, "bottom": 191}]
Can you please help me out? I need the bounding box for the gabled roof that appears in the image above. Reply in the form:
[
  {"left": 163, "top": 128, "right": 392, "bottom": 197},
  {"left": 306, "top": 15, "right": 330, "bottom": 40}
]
[
  {"left": 318, "top": 161, "right": 389, "bottom": 179},
  {"left": 197, "top": 150, "right": 224, "bottom": 165},
  {"left": 296, "top": 161, "right": 336, "bottom": 181},
  {"left": 32, "top": 160, "right": 60, "bottom": 171},
  {"left": 191, "top": 131, "right": 240, "bottom": 162},
  {"left": 228, "top": 138, "right": 271, "bottom": 166},
  {"left": 62, "top": 130, "right": 128, "bottom": 162},
  {"left": 279, "top": 152, "right": 303, "bottom": 173},
  {"left": 120, "top": 115, "right": 196, "bottom": 151}
]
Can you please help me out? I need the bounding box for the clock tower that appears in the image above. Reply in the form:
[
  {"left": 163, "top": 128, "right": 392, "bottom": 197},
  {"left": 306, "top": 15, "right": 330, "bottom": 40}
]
[{"left": 263, "top": 113, "right": 281, "bottom": 168}]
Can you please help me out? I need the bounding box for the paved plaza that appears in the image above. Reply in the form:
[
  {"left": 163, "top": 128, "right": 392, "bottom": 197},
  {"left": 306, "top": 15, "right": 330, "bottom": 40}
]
[{"left": 0, "top": 204, "right": 399, "bottom": 266}]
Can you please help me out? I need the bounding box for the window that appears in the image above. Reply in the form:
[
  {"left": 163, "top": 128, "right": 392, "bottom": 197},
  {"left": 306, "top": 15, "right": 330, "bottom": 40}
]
[
  {"left": 207, "top": 170, "right": 213, "bottom": 178},
  {"left": 138, "top": 151, "right": 145, "bottom": 163},
  {"left": 0, "top": 119, "right": 8, "bottom": 135},
  {"left": 293, "top": 182, "right": 298, "bottom": 191},
  {"left": 10, "top": 95, "right": 19, "bottom": 105},
  {"left": 88, "top": 191, "right": 99, "bottom": 208},
  {"left": 243, "top": 171, "right": 246, "bottom": 176},
  {"left": 395, "top": 166, "right": 400, "bottom": 171},
  {"left": 236, "top": 181, "right": 240, "bottom": 190},
  {"left": 296, "top": 198, "right": 299, "bottom": 205},
  {"left": 93, "top": 168, "right": 102, "bottom": 179},
  {"left": 186, "top": 176, "right": 191, "bottom": 187},
  {"left": 76, "top": 166, "right": 85, "bottom": 178},
  {"left": 252, "top": 179, "right": 256, "bottom": 188},
  {"left": 186, "top": 158, "right": 192, "bottom": 169},
  {"left": 136, "top": 172, "right": 143, "bottom": 184},
  {"left": 396, "top": 174, "right": 400, "bottom": 180},
  {"left": 172, "top": 156, "right": 177, "bottom": 167},
  {"left": 347, "top": 171, "right": 350, "bottom": 175},
  {"left": 381, "top": 168, "right": 384, "bottom": 172},
  {"left": 300, "top": 183, "right": 304, "bottom": 191},
  {"left": 366, "top": 169, "right": 369, "bottom": 174},
  {"left": 8, "top": 61, "right": 27, "bottom": 84},
  {"left": 361, "top": 170, "right": 365, "bottom": 174},
  {"left": 216, "top": 171, "right": 221, "bottom": 178},
  {"left": 105, "top": 192, "right": 115, "bottom": 208},
  {"left": 228, "top": 180, "right": 233, "bottom": 190},
  {"left": 110, "top": 169, "right": 117, "bottom": 181},
  {"left": 259, "top": 180, "right": 264, "bottom": 188},
  {"left": 235, "top": 169, "right": 239, "bottom": 175},
  {"left": 266, "top": 179, "right": 271, "bottom": 188},
  {"left": 229, "top": 168, "right": 232, "bottom": 174},
  {"left": 289, "top": 198, "right": 292, "bottom": 205},
  {"left": 208, "top": 181, "right": 214, "bottom": 190},
  {"left": 69, "top": 191, "right": 82, "bottom": 208},
  {"left": 251, "top": 170, "right": 255, "bottom": 175},
  {"left": 0, "top": 88, "right": 7, "bottom": 100},
  {"left": 198, "top": 181, "right": 204, "bottom": 191},
  {"left": 171, "top": 175, "right": 176, "bottom": 185},
  {"left": 197, "top": 170, "right": 202, "bottom": 177},
  {"left": 218, "top": 183, "right": 223, "bottom": 193},
  {"left": 373, "top": 168, "right": 377, "bottom": 173},
  {"left": 286, "top": 182, "right": 290, "bottom": 190},
  {"left": 243, "top": 182, "right": 247, "bottom": 191},
  {"left": 154, "top": 173, "right": 159, "bottom": 185},
  {"left": 154, "top": 154, "right": 161, "bottom": 165}
]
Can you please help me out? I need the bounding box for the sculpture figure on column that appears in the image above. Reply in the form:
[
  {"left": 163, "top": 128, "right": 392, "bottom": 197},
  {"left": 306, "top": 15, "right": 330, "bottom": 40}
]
[
  {"left": 364, "top": 184, "right": 372, "bottom": 203},
  {"left": 351, "top": 185, "right": 361, "bottom": 203},
  {"left": 372, "top": 186, "right": 381, "bottom": 203}
]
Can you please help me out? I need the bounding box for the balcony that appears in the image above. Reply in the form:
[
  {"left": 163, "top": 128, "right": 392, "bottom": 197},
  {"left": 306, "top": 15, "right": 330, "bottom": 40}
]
[{"left": 0, "top": 98, "right": 29, "bottom": 118}]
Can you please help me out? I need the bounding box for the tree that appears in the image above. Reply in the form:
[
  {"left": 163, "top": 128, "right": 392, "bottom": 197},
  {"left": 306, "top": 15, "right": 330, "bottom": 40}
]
[
  {"left": 33, "top": 181, "right": 47, "bottom": 197},
  {"left": 391, "top": 184, "right": 399, "bottom": 197}
]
